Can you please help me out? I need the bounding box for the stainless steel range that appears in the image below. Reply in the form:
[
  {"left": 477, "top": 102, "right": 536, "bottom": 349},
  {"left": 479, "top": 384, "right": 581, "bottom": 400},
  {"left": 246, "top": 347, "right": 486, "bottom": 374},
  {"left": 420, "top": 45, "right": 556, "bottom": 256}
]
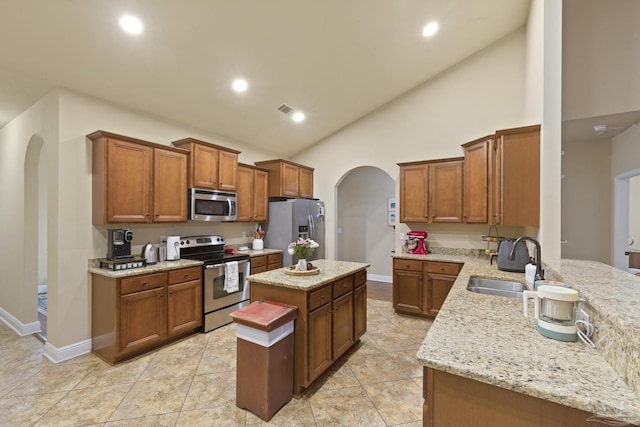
[{"left": 178, "top": 235, "right": 250, "bottom": 332}]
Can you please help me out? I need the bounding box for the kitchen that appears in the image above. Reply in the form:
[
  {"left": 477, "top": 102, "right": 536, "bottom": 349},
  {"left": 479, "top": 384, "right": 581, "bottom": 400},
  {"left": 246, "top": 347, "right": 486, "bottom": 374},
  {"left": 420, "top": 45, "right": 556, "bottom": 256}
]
[{"left": 1, "top": 0, "right": 640, "bottom": 426}]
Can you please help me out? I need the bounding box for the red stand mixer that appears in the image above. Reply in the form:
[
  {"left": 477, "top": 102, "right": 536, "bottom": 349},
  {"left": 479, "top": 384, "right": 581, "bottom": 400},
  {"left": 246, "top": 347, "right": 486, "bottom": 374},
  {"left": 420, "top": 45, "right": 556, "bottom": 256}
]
[{"left": 406, "top": 231, "right": 429, "bottom": 254}]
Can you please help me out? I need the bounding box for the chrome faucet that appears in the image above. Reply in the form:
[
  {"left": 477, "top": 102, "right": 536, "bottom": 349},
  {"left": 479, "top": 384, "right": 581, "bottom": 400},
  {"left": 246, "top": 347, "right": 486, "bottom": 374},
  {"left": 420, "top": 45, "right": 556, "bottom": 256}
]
[{"left": 509, "top": 236, "right": 544, "bottom": 281}]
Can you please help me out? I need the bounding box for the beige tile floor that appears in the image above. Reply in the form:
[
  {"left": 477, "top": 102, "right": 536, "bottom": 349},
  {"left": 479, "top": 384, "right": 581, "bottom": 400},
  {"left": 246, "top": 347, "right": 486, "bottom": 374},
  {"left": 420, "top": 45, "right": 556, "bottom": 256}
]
[{"left": 0, "top": 299, "right": 431, "bottom": 426}]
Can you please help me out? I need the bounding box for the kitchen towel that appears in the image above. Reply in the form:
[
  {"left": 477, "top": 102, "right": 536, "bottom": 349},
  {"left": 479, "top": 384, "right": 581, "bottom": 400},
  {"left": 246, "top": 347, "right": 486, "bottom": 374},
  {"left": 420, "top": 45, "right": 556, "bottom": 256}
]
[{"left": 224, "top": 261, "right": 239, "bottom": 293}]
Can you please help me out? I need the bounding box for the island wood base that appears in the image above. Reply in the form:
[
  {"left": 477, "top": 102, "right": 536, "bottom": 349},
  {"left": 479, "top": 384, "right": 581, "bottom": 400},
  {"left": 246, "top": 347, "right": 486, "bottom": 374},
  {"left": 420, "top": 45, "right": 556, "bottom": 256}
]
[{"left": 423, "top": 367, "right": 636, "bottom": 427}]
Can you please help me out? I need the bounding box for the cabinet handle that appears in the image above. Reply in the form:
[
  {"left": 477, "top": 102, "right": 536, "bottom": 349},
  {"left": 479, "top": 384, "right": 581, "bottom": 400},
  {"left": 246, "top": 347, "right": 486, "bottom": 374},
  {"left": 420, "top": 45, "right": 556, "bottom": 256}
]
[
  {"left": 155, "top": 213, "right": 159, "bottom": 217},
  {"left": 141, "top": 281, "right": 147, "bottom": 286},
  {"left": 160, "top": 293, "right": 164, "bottom": 298},
  {"left": 146, "top": 213, "right": 150, "bottom": 217},
  {"left": 169, "top": 290, "right": 174, "bottom": 295},
  {"left": 320, "top": 295, "right": 325, "bottom": 300},
  {"left": 441, "top": 268, "right": 445, "bottom": 271}
]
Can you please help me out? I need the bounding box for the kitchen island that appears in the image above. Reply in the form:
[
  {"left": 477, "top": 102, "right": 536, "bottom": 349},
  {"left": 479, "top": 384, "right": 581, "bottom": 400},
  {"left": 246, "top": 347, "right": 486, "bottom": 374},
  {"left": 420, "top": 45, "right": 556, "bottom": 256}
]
[
  {"left": 248, "top": 259, "right": 369, "bottom": 397},
  {"left": 394, "top": 252, "right": 640, "bottom": 426}
]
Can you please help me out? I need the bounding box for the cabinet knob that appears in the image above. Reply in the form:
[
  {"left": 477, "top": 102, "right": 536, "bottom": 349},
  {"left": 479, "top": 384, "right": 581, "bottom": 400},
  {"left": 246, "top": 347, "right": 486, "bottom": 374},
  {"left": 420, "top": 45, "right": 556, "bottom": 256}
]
[
  {"left": 141, "top": 281, "right": 147, "bottom": 286},
  {"left": 169, "top": 290, "right": 174, "bottom": 295},
  {"left": 146, "top": 213, "right": 150, "bottom": 217},
  {"left": 160, "top": 293, "right": 164, "bottom": 298},
  {"left": 320, "top": 295, "right": 325, "bottom": 300},
  {"left": 155, "top": 213, "right": 159, "bottom": 217}
]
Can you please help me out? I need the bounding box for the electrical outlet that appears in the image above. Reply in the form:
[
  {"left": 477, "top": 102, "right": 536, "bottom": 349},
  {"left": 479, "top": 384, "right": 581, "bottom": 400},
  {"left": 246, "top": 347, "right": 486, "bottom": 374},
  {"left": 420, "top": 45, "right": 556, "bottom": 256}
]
[
  {"left": 242, "top": 232, "right": 246, "bottom": 239},
  {"left": 580, "top": 309, "right": 590, "bottom": 323}
]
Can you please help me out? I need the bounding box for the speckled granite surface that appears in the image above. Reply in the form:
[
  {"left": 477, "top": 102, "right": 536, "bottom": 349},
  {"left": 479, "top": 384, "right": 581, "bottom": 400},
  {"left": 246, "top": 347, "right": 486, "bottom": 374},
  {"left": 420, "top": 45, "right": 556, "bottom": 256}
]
[
  {"left": 401, "top": 253, "right": 640, "bottom": 424},
  {"left": 88, "top": 259, "right": 203, "bottom": 278},
  {"left": 247, "top": 259, "right": 370, "bottom": 291},
  {"left": 245, "top": 248, "right": 282, "bottom": 257}
]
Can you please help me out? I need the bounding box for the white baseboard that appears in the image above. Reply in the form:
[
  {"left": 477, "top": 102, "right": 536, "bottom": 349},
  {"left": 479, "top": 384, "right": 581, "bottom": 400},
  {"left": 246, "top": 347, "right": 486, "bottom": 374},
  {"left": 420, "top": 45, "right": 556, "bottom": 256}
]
[
  {"left": 0, "top": 306, "right": 41, "bottom": 336},
  {"left": 367, "top": 274, "right": 392, "bottom": 283},
  {"left": 44, "top": 339, "right": 92, "bottom": 364}
]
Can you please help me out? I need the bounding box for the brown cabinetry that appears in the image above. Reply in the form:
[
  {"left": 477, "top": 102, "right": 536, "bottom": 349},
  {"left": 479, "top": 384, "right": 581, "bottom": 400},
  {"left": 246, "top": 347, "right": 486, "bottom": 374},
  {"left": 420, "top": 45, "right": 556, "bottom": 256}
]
[
  {"left": 172, "top": 137, "right": 240, "bottom": 192},
  {"left": 393, "top": 259, "right": 461, "bottom": 318},
  {"left": 250, "top": 253, "right": 282, "bottom": 275},
  {"left": 89, "top": 131, "right": 188, "bottom": 224},
  {"left": 398, "top": 158, "right": 463, "bottom": 224},
  {"left": 250, "top": 269, "right": 367, "bottom": 397},
  {"left": 462, "top": 136, "right": 491, "bottom": 224},
  {"left": 491, "top": 125, "right": 541, "bottom": 227},
  {"left": 91, "top": 266, "right": 202, "bottom": 364},
  {"left": 237, "top": 163, "right": 269, "bottom": 222},
  {"left": 254, "top": 159, "right": 314, "bottom": 199}
]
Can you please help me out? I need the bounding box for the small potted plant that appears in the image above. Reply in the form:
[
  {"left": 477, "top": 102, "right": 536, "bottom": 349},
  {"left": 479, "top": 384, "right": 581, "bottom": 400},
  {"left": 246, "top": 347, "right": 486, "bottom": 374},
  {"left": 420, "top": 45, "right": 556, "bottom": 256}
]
[{"left": 288, "top": 238, "right": 319, "bottom": 271}]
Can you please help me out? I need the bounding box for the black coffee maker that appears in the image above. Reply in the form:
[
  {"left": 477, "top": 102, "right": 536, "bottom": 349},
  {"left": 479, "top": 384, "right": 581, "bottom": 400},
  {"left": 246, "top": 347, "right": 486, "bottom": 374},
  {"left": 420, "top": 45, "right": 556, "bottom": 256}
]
[{"left": 107, "top": 229, "right": 134, "bottom": 260}]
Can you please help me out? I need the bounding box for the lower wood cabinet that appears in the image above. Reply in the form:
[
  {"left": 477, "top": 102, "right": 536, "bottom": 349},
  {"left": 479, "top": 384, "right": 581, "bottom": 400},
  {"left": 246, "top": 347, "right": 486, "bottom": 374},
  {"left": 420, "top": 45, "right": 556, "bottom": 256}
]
[
  {"left": 393, "top": 258, "right": 461, "bottom": 318},
  {"left": 250, "top": 253, "right": 282, "bottom": 275},
  {"left": 91, "top": 266, "right": 202, "bottom": 364},
  {"left": 250, "top": 268, "right": 367, "bottom": 397},
  {"left": 424, "top": 368, "right": 598, "bottom": 427}
]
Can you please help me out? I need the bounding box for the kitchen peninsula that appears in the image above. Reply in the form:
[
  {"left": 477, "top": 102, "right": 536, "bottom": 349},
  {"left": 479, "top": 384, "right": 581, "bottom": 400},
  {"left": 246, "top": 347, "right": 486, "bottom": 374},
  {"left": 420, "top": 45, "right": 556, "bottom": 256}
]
[
  {"left": 393, "top": 252, "right": 640, "bottom": 426},
  {"left": 248, "top": 259, "right": 369, "bottom": 397}
]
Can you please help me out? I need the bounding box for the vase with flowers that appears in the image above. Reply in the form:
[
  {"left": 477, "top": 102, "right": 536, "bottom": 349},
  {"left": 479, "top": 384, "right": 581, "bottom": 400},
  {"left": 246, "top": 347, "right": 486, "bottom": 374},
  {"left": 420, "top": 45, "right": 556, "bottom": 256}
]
[{"left": 288, "top": 238, "right": 319, "bottom": 271}]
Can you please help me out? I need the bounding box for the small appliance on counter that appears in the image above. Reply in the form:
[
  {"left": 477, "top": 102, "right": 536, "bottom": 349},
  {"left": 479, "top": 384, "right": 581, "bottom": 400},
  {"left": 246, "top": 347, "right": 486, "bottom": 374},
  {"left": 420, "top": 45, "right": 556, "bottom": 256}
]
[
  {"left": 523, "top": 285, "right": 579, "bottom": 342},
  {"left": 106, "top": 229, "right": 133, "bottom": 260},
  {"left": 166, "top": 235, "right": 180, "bottom": 260},
  {"left": 496, "top": 238, "right": 529, "bottom": 272},
  {"left": 406, "top": 231, "right": 428, "bottom": 255},
  {"left": 141, "top": 243, "right": 158, "bottom": 265}
]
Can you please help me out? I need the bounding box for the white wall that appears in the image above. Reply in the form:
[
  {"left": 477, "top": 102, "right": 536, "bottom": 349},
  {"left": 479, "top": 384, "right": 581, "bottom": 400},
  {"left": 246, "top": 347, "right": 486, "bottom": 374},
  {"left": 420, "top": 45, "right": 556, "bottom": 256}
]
[
  {"left": 336, "top": 166, "right": 394, "bottom": 279},
  {"left": 561, "top": 139, "right": 612, "bottom": 263},
  {"left": 294, "top": 29, "right": 528, "bottom": 259},
  {"left": 562, "top": 0, "right": 640, "bottom": 121}
]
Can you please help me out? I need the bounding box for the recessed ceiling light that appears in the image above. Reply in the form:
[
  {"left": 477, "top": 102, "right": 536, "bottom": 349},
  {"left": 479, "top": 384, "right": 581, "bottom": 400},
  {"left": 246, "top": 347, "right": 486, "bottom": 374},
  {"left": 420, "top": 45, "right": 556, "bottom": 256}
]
[
  {"left": 119, "top": 15, "right": 143, "bottom": 35},
  {"left": 422, "top": 21, "right": 439, "bottom": 38},
  {"left": 232, "top": 78, "right": 249, "bottom": 93},
  {"left": 292, "top": 112, "right": 305, "bottom": 123}
]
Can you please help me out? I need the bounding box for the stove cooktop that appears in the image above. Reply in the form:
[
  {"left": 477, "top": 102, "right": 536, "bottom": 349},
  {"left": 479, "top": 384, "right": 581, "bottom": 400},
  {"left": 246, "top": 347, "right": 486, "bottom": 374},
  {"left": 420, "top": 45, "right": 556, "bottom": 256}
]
[{"left": 177, "top": 235, "right": 249, "bottom": 264}]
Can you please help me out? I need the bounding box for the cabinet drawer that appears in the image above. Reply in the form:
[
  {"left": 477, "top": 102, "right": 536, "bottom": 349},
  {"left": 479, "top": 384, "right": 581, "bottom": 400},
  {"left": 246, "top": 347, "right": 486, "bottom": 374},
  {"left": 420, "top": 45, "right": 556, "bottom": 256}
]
[
  {"left": 168, "top": 267, "right": 202, "bottom": 285},
  {"left": 267, "top": 253, "right": 281, "bottom": 264},
  {"left": 121, "top": 273, "right": 166, "bottom": 295},
  {"left": 251, "top": 255, "right": 267, "bottom": 268},
  {"left": 393, "top": 258, "right": 423, "bottom": 272},
  {"left": 309, "top": 285, "right": 332, "bottom": 311},
  {"left": 333, "top": 276, "right": 354, "bottom": 298},
  {"left": 354, "top": 270, "right": 367, "bottom": 287},
  {"left": 426, "top": 262, "right": 462, "bottom": 275}
]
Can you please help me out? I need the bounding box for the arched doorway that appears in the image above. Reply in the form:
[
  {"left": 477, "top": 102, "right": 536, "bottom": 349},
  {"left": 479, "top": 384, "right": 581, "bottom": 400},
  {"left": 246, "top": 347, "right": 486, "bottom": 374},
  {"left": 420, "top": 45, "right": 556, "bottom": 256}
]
[
  {"left": 336, "top": 166, "right": 395, "bottom": 282},
  {"left": 24, "top": 134, "right": 47, "bottom": 339}
]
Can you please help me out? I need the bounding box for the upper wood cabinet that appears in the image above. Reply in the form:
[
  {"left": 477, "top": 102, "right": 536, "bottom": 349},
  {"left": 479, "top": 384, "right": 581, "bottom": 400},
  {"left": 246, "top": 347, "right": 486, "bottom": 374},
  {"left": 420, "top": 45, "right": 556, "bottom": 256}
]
[
  {"left": 254, "top": 159, "right": 314, "bottom": 199},
  {"left": 236, "top": 163, "right": 269, "bottom": 223},
  {"left": 462, "top": 136, "right": 491, "bottom": 224},
  {"left": 491, "top": 125, "right": 540, "bottom": 227},
  {"left": 398, "top": 158, "right": 463, "bottom": 224},
  {"left": 171, "top": 138, "right": 240, "bottom": 191},
  {"left": 89, "top": 131, "right": 188, "bottom": 224}
]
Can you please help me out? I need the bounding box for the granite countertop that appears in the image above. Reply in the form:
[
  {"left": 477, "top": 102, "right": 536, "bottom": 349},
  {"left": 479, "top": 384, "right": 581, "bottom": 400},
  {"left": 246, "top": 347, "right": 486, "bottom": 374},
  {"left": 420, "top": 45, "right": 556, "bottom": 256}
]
[
  {"left": 247, "top": 259, "right": 370, "bottom": 291},
  {"left": 244, "top": 248, "right": 282, "bottom": 257},
  {"left": 88, "top": 259, "right": 203, "bottom": 279},
  {"left": 399, "top": 252, "right": 640, "bottom": 424}
]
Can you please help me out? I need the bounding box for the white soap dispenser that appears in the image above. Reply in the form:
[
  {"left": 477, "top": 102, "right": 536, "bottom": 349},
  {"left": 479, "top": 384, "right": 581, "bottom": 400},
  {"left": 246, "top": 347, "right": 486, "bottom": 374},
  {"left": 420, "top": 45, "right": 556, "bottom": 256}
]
[{"left": 525, "top": 258, "right": 536, "bottom": 286}]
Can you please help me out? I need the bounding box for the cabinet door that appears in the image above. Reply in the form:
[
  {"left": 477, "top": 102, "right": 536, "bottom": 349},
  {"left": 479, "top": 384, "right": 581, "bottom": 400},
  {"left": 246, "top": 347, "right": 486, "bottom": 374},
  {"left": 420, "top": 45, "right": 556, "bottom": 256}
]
[
  {"left": 167, "top": 279, "right": 202, "bottom": 336},
  {"left": 106, "top": 139, "right": 152, "bottom": 223},
  {"left": 299, "top": 167, "right": 314, "bottom": 199},
  {"left": 119, "top": 287, "right": 166, "bottom": 355},
  {"left": 267, "top": 253, "right": 282, "bottom": 271},
  {"left": 253, "top": 168, "right": 269, "bottom": 222},
  {"left": 153, "top": 148, "right": 187, "bottom": 222},
  {"left": 308, "top": 303, "right": 332, "bottom": 382},
  {"left": 281, "top": 163, "right": 300, "bottom": 197},
  {"left": 498, "top": 125, "right": 540, "bottom": 227},
  {"left": 424, "top": 273, "right": 456, "bottom": 317},
  {"left": 192, "top": 143, "right": 219, "bottom": 189},
  {"left": 236, "top": 165, "right": 254, "bottom": 222},
  {"left": 218, "top": 150, "right": 238, "bottom": 191},
  {"left": 399, "top": 164, "right": 428, "bottom": 223},
  {"left": 393, "top": 269, "right": 423, "bottom": 314},
  {"left": 333, "top": 291, "right": 354, "bottom": 360},
  {"left": 354, "top": 284, "right": 367, "bottom": 340},
  {"left": 463, "top": 139, "right": 490, "bottom": 223},
  {"left": 429, "top": 160, "right": 463, "bottom": 223}
]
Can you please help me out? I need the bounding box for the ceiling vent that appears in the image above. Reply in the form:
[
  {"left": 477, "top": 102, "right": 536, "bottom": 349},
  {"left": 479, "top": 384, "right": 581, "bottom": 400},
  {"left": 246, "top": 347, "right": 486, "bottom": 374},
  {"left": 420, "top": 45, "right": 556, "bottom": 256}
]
[{"left": 276, "top": 104, "right": 294, "bottom": 115}]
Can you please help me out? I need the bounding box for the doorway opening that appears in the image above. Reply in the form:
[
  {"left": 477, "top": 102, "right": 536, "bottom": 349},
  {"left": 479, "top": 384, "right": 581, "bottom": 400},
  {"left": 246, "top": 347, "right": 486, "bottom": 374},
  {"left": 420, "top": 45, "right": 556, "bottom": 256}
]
[
  {"left": 613, "top": 168, "right": 640, "bottom": 272},
  {"left": 335, "top": 166, "right": 395, "bottom": 284},
  {"left": 24, "top": 134, "right": 47, "bottom": 340}
]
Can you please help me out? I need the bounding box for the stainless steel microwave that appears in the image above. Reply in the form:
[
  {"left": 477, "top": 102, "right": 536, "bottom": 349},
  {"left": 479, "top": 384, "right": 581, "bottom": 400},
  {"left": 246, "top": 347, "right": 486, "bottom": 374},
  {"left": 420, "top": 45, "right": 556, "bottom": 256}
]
[{"left": 190, "top": 188, "right": 237, "bottom": 221}]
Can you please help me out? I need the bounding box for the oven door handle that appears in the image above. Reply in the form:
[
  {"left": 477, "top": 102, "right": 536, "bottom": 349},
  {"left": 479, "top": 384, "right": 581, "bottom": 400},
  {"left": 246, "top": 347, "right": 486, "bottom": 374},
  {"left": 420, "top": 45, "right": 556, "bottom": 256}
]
[{"left": 205, "top": 260, "right": 249, "bottom": 269}]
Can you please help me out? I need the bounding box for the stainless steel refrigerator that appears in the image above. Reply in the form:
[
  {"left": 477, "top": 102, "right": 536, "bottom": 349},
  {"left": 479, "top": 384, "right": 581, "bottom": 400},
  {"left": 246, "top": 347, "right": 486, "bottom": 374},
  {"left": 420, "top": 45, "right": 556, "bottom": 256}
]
[{"left": 265, "top": 199, "right": 325, "bottom": 267}]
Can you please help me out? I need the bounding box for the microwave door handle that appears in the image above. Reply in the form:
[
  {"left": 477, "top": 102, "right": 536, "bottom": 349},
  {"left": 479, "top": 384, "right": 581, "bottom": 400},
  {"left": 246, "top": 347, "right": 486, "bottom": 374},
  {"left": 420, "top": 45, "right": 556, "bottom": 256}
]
[{"left": 227, "top": 199, "right": 232, "bottom": 215}]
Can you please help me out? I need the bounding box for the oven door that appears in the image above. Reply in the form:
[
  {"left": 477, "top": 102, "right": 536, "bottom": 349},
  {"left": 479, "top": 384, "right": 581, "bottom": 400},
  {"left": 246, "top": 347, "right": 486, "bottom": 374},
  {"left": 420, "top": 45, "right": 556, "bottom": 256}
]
[{"left": 203, "top": 259, "right": 250, "bottom": 312}]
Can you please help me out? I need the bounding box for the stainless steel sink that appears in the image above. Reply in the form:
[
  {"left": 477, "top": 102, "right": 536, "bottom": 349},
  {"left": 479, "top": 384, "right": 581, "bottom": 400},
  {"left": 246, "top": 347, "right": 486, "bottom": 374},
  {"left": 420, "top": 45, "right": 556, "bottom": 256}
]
[{"left": 467, "top": 277, "right": 526, "bottom": 298}]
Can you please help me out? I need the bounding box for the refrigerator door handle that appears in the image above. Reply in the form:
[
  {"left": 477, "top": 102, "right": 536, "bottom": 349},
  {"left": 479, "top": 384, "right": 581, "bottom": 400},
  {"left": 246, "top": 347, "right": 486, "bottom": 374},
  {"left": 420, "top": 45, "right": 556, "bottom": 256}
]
[{"left": 309, "top": 214, "right": 315, "bottom": 240}]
